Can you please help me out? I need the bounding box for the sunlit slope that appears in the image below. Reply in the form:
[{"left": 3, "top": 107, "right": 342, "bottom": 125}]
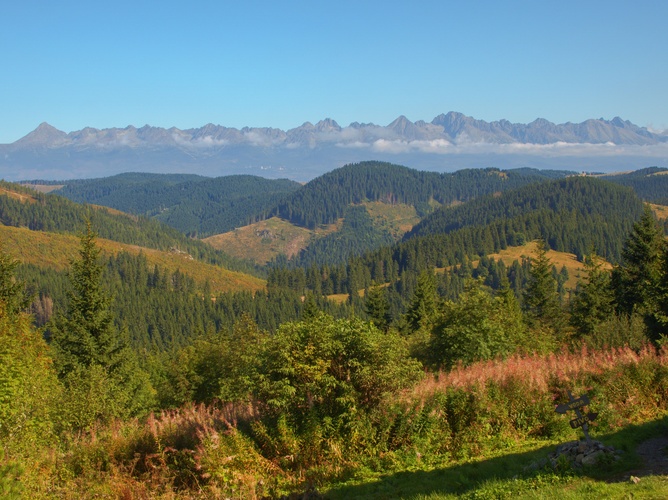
[
  {"left": 203, "top": 217, "right": 332, "bottom": 265},
  {"left": 203, "top": 201, "right": 421, "bottom": 265},
  {"left": 484, "top": 240, "right": 611, "bottom": 290},
  {"left": 0, "top": 224, "right": 265, "bottom": 294}
]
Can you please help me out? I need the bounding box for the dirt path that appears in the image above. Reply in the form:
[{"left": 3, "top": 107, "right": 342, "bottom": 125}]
[
  {"left": 613, "top": 436, "right": 668, "bottom": 481},
  {"left": 634, "top": 437, "right": 668, "bottom": 476}
]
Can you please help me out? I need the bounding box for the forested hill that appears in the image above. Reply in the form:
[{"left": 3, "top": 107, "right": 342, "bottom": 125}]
[
  {"left": 267, "top": 176, "right": 647, "bottom": 315},
  {"left": 51, "top": 173, "right": 302, "bottom": 237},
  {"left": 268, "top": 161, "right": 574, "bottom": 229},
  {"left": 0, "top": 181, "right": 259, "bottom": 275},
  {"left": 601, "top": 167, "right": 668, "bottom": 205},
  {"left": 402, "top": 176, "right": 643, "bottom": 263}
]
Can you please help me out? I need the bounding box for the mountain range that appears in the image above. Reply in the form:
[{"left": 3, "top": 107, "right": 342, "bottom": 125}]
[{"left": 2, "top": 112, "right": 668, "bottom": 181}]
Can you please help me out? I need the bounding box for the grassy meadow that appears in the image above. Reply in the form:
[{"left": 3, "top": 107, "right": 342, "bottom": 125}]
[
  {"left": 6, "top": 343, "right": 666, "bottom": 499},
  {"left": 0, "top": 224, "right": 265, "bottom": 294}
]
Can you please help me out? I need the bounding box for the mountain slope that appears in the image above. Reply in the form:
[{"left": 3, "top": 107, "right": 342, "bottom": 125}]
[
  {"left": 403, "top": 176, "right": 643, "bottom": 262},
  {"left": 266, "top": 176, "right": 645, "bottom": 304},
  {"left": 0, "top": 224, "right": 265, "bottom": 294},
  {"left": 268, "top": 161, "right": 573, "bottom": 229},
  {"left": 0, "top": 181, "right": 260, "bottom": 275},
  {"left": 199, "top": 163, "right": 572, "bottom": 267},
  {"left": 52, "top": 173, "right": 302, "bottom": 237},
  {"left": 601, "top": 167, "right": 668, "bottom": 204}
]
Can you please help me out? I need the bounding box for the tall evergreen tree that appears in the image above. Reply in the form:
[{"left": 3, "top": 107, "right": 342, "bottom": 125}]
[
  {"left": 570, "top": 252, "right": 615, "bottom": 337},
  {"left": 404, "top": 270, "right": 439, "bottom": 333},
  {"left": 50, "top": 221, "right": 154, "bottom": 426},
  {"left": 612, "top": 205, "right": 666, "bottom": 333},
  {"left": 523, "top": 239, "right": 563, "bottom": 335},
  {"left": 364, "top": 283, "right": 391, "bottom": 331},
  {"left": 50, "top": 222, "right": 119, "bottom": 374}
]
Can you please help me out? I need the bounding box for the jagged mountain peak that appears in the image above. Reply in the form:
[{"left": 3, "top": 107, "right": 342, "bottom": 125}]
[
  {"left": 15, "top": 122, "right": 68, "bottom": 146},
  {"left": 315, "top": 118, "right": 341, "bottom": 132}
]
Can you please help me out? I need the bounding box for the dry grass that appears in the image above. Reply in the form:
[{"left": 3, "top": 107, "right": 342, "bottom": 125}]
[
  {"left": 203, "top": 217, "right": 341, "bottom": 265},
  {"left": 487, "top": 240, "right": 610, "bottom": 290},
  {"left": 411, "top": 344, "right": 664, "bottom": 400},
  {"left": 204, "top": 201, "right": 420, "bottom": 265},
  {"left": 362, "top": 201, "right": 420, "bottom": 238},
  {"left": 325, "top": 293, "right": 351, "bottom": 304},
  {"left": 433, "top": 241, "right": 598, "bottom": 290},
  {"left": 650, "top": 203, "right": 668, "bottom": 221},
  {"left": 0, "top": 186, "right": 38, "bottom": 203},
  {"left": 0, "top": 224, "right": 265, "bottom": 294}
]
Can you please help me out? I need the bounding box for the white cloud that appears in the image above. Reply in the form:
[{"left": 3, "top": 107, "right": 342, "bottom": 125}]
[{"left": 334, "top": 137, "right": 668, "bottom": 159}]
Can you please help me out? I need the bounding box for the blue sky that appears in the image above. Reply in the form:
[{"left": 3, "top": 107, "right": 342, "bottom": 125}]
[{"left": 2, "top": 0, "right": 666, "bottom": 144}]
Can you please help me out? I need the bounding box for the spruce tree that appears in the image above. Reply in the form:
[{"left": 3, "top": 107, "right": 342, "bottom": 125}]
[
  {"left": 364, "top": 283, "right": 391, "bottom": 331},
  {"left": 612, "top": 204, "right": 665, "bottom": 329},
  {"left": 523, "top": 239, "right": 563, "bottom": 334},
  {"left": 50, "top": 221, "right": 154, "bottom": 425},
  {"left": 570, "top": 252, "right": 614, "bottom": 337},
  {"left": 50, "top": 221, "right": 119, "bottom": 374},
  {"left": 405, "top": 270, "right": 439, "bottom": 333}
]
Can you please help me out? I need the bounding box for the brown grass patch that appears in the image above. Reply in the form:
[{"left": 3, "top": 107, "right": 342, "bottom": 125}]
[
  {"left": 203, "top": 217, "right": 339, "bottom": 265},
  {"left": 362, "top": 201, "right": 420, "bottom": 237},
  {"left": 650, "top": 203, "right": 668, "bottom": 221},
  {"left": 411, "top": 344, "right": 663, "bottom": 400},
  {"left": 0, "top": 186, "right": 38, "bottom": 203},
  {"left": 0, "top": 225, "right": 265, "bottom": 294},
  {"left": 488, "top": 241, "right": 609, "bottom": 290}
]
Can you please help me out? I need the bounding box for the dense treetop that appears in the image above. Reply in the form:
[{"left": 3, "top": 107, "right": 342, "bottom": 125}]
[
  {"left": 53, "top": 173, "right": 302, "bottom": 237},
  {"left": 0, "top": 180, "right": 259, "bottom": 275},
  {"left": 269, "top": 161, "right": 573, "bottom": 229}
]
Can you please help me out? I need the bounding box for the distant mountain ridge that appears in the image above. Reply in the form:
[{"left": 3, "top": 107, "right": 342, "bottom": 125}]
[
  {"left": 3, "top": 112, "right": 668, "bottom": 181},
  {"left": 9, "top": 113, "right": 666, "bottom": 150}
]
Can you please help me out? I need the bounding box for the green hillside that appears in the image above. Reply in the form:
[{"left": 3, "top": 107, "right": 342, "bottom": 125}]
[
  {"left": 269, "top": 161, "right": 572, "bottom": 229},
  {"left": 601, "top": 166, "right": 668, "bottom": 204},
  {"left": 4, "top": 164, "right": 668, "bottom": 499},
  {"left": 405, "top": 176, "right": 642, "bottom": 262},
  {"left": 0, "top": 180, "right": 259, "bottom": 275},
  {"left": 268, "top": 176, "right": 646, "bottom": 322},
  {"left": 52, "top": 172, "right": 302, "bottom": 237}
]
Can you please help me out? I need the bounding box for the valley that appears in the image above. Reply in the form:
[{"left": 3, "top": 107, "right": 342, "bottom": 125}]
[{"left": 2, "top": 161, "right": 668, "bottom": 498}]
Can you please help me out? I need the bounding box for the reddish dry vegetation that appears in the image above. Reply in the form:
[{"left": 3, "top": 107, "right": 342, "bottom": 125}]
[{"left": 415, "top": 344, "right": 664, "bottom": 396}]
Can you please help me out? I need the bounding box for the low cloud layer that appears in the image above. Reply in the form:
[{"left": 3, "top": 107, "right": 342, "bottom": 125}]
[{"left": 335, "top": 137, "right": 668, "bottom": 159}]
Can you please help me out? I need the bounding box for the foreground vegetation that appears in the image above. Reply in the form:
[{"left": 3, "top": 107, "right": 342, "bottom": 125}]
[
  {"left": 3, "top": 167, "right": 668, "bottom": 497},
  {"left": 2, "top": 337, "right": 667, "bottom": 498}
]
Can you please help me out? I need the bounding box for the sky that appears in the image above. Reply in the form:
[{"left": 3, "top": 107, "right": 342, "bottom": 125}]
[{"left": 2, "top": 0, "right": 667, "bottom": 144}]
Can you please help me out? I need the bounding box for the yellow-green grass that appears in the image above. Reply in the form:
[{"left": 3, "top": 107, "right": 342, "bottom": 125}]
[
  {"left": 326, "top": 293, "right": 352, "bottom": 304},
  {"left": 20, "top": 183, "right": 65, "bottom": 193},
  {"left": 0, "top": 186, "right": 38, "bottom": 203},
  {"left": 488, "top": 241, "right": 610, "bottom": 291},
  {"left": 362, "top": 201, "right": 421, "bottom": 238},
  {"left": 0, "top": 224, "right": 265, "bottom": 294},
  {"left": 650, "top": 203, "right": 668, "bottom": 220},
  {"left": 204, "top": 202, "right": 420, "bottom": 265},
  {"left": 203, "top": 216, "right": 340, "bottom": 265}
]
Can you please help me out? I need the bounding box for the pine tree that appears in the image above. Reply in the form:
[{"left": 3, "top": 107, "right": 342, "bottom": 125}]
[
  {"left": 404, "top": 270, "right": 439, "bottom": 333},
  {"left": 50, "top": 221, "right": 154, "bottom": 425},
  {"left": 50, "top": 221, "right": 119, "bottom": 374},
  {"left": 523, "top": 239, "right": 563, "bottom": 334},
  {"left": 301, "top": 293, "right": 320, "bottom": 321},
  {"left": 612, "top": 205, "right": 665, "bottom": 331},
  {"left": 365, "top": 283, "right": 391, "bottom": 331},
  {"left": 570, "top": 252, "right": 614, "bottom": 337}
]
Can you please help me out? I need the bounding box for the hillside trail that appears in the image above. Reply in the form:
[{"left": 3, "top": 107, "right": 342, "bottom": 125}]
[{"left": 612, "top": 436, "right": 668, "bottom": 481}]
